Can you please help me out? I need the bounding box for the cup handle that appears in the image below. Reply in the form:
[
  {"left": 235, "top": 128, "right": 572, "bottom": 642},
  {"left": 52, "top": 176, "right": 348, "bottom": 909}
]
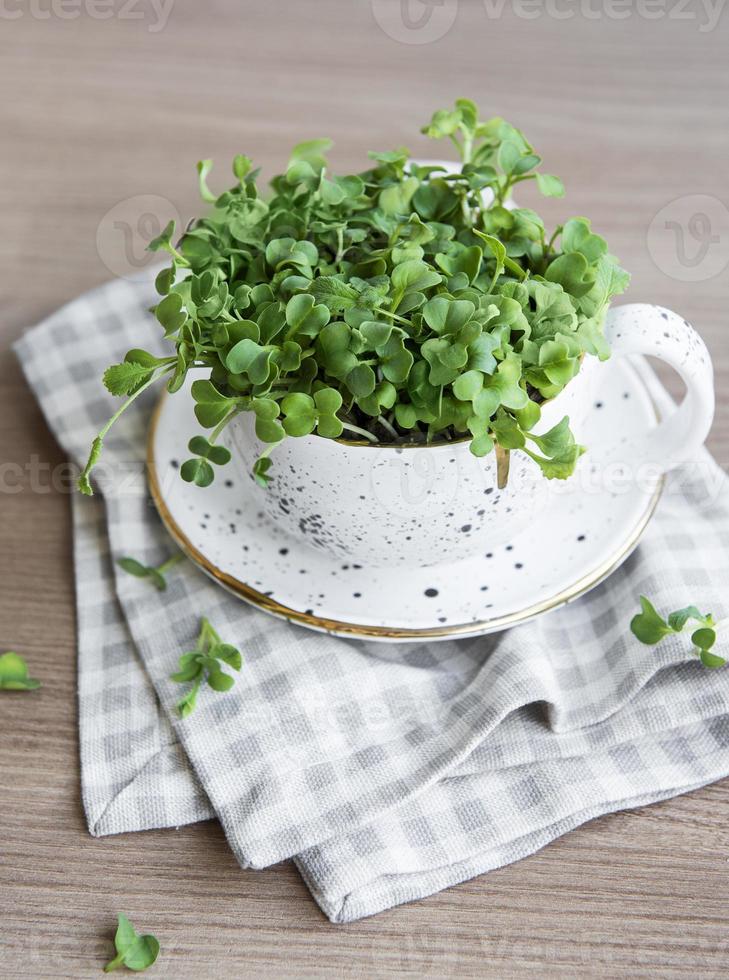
[{"left": 602, "top": 303, "right": 715, "bottom": 471}]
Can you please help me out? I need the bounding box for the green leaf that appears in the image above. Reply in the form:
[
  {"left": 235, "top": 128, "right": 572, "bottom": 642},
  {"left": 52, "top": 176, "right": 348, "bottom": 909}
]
[
  {"left": 527, "top": 416, "right": 575, "bottom": 457},
  {"left": 472, "top": 232, "right": 505, "bottom": 290},
  {"left": 155, "top": 292, "right": 187, "bottom": 334},
  {"left": 155, "top": 266, "right": 175, "bottom": 295},
  {"left": 253, "top": 456, "right": 273, "bottom": 486},
  {"left": 190, "top": 380, "right": 234, "bottom": 428},
  {"left": 359, "top": 320, "right": 393, "bottom": 349},
  {"left": 490, "top": 410, "right": 525, "bottom": 450},
  {"left": 0, "top": 651, "right": 41, "bottom": 691},
  {"left": 691, "top": 627, "right": 717, "bottom": 653},
  {"left": 233, "top": 154, "right": 252, "bottom": 181},
  {"left": 146, "top": 569, "right": 166, "bottom": 591},
  {"left": 147, "top": 219, "right": 176, "bottom": 254},
  {"left": 226, "top": 337, "right": 264, "bottom": 375},
  {"left": 266, "top": 238, "right": 318, "bottom": 271},
  {"left": 104, "top": 914, "right": 160, "bottom": 973},
  {"left": 473, "top": 229, "right": 526, "bottom": 282},
  {"left": 699, "top": 648, "right": 726, "bottom": 669},
  {"left": 435, "top": 245, "right": 483, "bottom": 290},
  {"left": 394, "top": 403, "right": 418, "bottom": 429},
  {"left": 561, "top": 217, "right": 607, "bottom": 263},
  {"left": 455, "top": 97, "right": 479, "bottom": 129},
  {"left": 630, "top": 596, "right": 673, "bottom": 645},
  {"left": 117, "top": 557, "right": 149, "bottom": 578},
  {"left": 515, "top": 399, "right": 541, "bottom": 431},
  {"left": 170, "top": 619, "right": 243, "bottom": 716},
  {"left": 176, "top": 686, "right": 199, "bottom": 718},
  {"left": 180, "top": 457, "right": 215, "bottom": 487},
  {"left": 535, "top": 173, "right": 565, "bottom": 197},
  {"left": 667, "top": 606, "right": 708, "bottom": 632},
  {"left": 422, "top": 297, "right": 475, "bottom": 336},
  {"left": 314, "top": 387, "right": 343, "bottom": 416},
  {"left": 309, "top": 276, "right": 359, "bottom": 312},
  {"left": 422, "top": 338, "right": 468, "bottom": 386},
  {"left": 255, "top": 417, "right": 286, "bottom": 443},
  {"left": 103, "top": 362, "right": 153, "bottom": 396},
  {"left": 421, "top": 107, "right": 462, "bottom": 139},
  {"left": 206, "top": 667, "right": 235, "bottom": 692},
  {"left": 197, "top": 159, "right": 217, "bottom": 203},
  {"left": 544, "top": 252, "right": 593, "bottom": 299},
  {"left": 316, "top": 413, "right": 343, "bottom": 439},
  {"left": 483, "top": 353, "right": 529, "bottom": 411},
  {"left": 466, "top": 332, "right": 501, "bottom": 375},
  {"left": 391, "top": 259, "right": 442, "bottom": 296},
  {"left": 187, "top": 436, "right": 232, "bottom": 466},
  {"left": 497, "top": 140, "right": 523, "bottom": 175},
  {"left": 285, "top": 294, "right": 330, "bottom": 337},
  {"left": 77, "top": 436, "right": 102, "bottom": 495},
  {"left": 114, "top": 914, "right": 137, "bottom": 955},
  {"left": 289, "top": 137, "right": 332, "bottom": 173},
  {"left": 453, "top": 369, "right": 483, "bottom": 402},
  {"left": 469, "top": 429, "right": 494, "bottom": 457},
  {"left": 524, "top": 444, "right": 584, "bottom": 480},
  {"left": 214, "top": 643, "right": 243, "bottom": 671},
  {"left": 126, "top": 349, "right": 167, "bottom": 369},
  {"left": 346, "top": 363, "right": 376, "bottom": 398},
  {"left": 251, "top": 397, "right": 279, "bottom": 421},
  {"left": 281, "top": 400, "right": 316, "bottom": 437},
  {"left": 122, "top": 935, "right": 160, "bottom": 973},
  {"left": 170, "top": 658, "right": 203, "bottom": 683},
  {"left": 378, "top": 334, "right": 414, "bottom": 384},
  {"left": 379, "top": 176, "right": 419, "bottom": 216}
]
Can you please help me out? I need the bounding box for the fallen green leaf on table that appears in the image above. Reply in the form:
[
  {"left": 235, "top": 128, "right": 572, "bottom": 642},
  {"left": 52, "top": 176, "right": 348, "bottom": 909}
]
[
  {"left": 171, "top": 617, "right": 243, "bottom": 716},
  {"left": 116, "top": 553, "right": 184, "bottom": 591},
  {"left": 631, "top": 596, "right": 727, "bottom": 668},
  {"left": 0, "top": 651, "right": 41, "bottom": 690},
  {"left": 103, "top": 913, "right": 160, "bottom": 973}
]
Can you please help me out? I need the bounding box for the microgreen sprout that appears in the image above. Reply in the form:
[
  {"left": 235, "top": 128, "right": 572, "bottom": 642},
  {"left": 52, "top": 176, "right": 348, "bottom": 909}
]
[
  {"left": 79, "top": 98, "right": 629, "bottom": 495},
  {"left": 631, "top": 596, "right": 727, "bottom": 668},
  {"left": 171, "top": 617, "right": 242, "bottom": 717},
  {"left": 0, "top": 651, "right": 41, "bottom": 691},
  {"left": 103, "top": 913, "right": 160, "bottom": 973},
  {"left": 116, "top": 553, "right": 184, "bottom": 591}
]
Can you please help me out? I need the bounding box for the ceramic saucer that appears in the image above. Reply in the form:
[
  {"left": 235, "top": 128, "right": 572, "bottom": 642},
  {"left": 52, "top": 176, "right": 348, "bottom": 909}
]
[{"left": 147, "top": 358, "right": 663, "bottom": 642}]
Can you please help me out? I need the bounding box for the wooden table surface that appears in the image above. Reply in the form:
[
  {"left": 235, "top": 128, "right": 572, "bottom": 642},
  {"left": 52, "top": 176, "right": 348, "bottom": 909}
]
[{"left": 2, "top": 2, "right": 728, "bottom": 976}]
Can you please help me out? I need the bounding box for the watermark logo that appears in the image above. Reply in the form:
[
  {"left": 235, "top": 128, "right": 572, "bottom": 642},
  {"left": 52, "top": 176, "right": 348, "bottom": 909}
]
[
  {"left": 96, "top": 194, "right": 181, "bottom": 280},
  {"left": 0, "top": 0, "right": 175, "bottom": 32},
  {"left": 647, "top": 194, "right": 729, "bottom": 283},
  {"left": 370, "top": 0, "right": 459, "bottom": 44}
]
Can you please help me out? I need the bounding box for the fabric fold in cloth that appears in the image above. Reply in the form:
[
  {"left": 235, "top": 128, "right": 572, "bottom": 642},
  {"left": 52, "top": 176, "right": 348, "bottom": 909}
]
[{"left": 15, "top": 270, "right": 729, "bottom": 922}]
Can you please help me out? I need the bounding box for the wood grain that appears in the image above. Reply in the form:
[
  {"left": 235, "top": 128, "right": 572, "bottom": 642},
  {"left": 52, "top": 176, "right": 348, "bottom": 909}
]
[{"left": 1, "top": 2, "right": 728, "bottom": 976}]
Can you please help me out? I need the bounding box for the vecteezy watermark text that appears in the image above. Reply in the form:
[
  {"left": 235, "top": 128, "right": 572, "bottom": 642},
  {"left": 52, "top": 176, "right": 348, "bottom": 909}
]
[
  {"left": 484, "top": 0, "right": 725, "bottom": 32},
  {"left": 371, "top": 0, "right": 726, "bottom": 41},
  {"left": 3, "top": 452, "right": 726, "bottom": 513},
  {"left": 0, "top": 0, "right": 175, "bottom": 33}
]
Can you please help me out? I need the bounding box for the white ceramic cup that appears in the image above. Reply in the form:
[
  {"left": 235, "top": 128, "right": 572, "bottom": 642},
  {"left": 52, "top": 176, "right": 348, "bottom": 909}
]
[{"left": 227, "top": 304, "right": 714, "bottom": 567}]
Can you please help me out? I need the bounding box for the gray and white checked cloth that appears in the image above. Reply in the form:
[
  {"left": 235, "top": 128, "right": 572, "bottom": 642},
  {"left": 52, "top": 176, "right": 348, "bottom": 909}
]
[{"left": 14, "top": 271, "right": 729, "bottom": 922}]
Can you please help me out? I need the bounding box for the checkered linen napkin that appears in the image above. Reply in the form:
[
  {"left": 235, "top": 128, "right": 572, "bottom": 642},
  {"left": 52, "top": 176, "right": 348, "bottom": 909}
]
[{"left": 15, "top": 272, "right": 729, "bottom": 923}]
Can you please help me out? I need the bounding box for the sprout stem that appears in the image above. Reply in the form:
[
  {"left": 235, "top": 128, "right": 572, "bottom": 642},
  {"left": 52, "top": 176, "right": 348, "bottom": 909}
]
[
  {"left": 340, "top": 422, "right": 378, "bottom": 443},
  {"left": 377, "top": 415, "right": 399, "bottom": 440},
  {"left": 156, "top": 553, "right": 185, "bottom": 576}
]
